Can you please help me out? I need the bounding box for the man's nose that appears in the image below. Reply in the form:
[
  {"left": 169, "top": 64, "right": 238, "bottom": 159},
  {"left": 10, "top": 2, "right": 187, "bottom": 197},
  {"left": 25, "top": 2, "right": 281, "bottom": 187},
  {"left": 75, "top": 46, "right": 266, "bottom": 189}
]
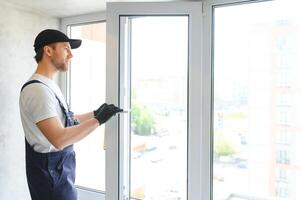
[{"left": 68, "top": 51, "right": 73, "bottom": 59}]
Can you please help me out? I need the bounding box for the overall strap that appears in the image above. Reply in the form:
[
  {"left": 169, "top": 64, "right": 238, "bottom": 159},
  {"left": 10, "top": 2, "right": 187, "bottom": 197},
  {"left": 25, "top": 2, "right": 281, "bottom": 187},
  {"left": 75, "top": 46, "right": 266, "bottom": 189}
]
[
  {"left": 21, "top": 80, "right": 69, "bottom": 115},
  {"left": 21, "top": 80, "right": 44, "bottom": 92}
]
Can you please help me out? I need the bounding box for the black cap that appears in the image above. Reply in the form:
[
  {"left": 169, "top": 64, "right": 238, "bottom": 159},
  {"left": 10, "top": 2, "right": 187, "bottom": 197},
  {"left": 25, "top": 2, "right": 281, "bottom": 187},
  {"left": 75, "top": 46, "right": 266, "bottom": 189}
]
[{"left": 34, "top": 29, "right": 82, "bottom": 53}]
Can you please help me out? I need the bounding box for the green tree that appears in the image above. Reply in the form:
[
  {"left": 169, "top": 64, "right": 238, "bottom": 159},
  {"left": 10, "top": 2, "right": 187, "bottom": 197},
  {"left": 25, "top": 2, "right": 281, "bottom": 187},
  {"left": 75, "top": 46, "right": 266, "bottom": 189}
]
[
  {"left": 214, "top": 139, "right": 236, "bottom": 157},
  {"left": 214, "top": 131, "right": 237, "bottom": 158},
  {"left": 131, "top": 102, "right": 155, "bottom": 136}
]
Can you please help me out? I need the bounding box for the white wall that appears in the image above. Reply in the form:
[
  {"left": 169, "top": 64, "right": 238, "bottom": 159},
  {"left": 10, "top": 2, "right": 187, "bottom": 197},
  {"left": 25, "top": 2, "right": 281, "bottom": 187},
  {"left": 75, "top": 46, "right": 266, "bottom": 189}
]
[{"left": 0, "top": 2, "right": 59, "bottom": 199}]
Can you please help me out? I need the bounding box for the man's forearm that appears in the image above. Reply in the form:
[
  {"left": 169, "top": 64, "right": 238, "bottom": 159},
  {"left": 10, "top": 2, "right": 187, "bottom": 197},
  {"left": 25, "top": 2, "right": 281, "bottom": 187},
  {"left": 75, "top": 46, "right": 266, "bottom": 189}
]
[
  {"left": 75, "top": 112, "right": 94, "bottom": 122},
  {"left": 37, "top": 116, "right": 100, "bottom": 150},
  {"left": 56, "top": 118, "right": 99, "bottom": 150}
]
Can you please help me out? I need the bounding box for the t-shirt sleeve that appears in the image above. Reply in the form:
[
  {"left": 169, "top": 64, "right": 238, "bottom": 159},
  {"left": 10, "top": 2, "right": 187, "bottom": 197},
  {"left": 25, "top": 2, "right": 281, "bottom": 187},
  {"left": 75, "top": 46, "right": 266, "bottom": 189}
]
[{"left": 22, "top": 84, "right": 59, "bottom": 123}]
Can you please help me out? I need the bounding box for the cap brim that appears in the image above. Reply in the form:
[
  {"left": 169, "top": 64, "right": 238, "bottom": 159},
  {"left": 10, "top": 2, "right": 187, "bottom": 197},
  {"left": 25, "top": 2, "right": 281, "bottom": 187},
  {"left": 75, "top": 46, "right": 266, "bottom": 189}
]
[{"left": 69, "top": 39, "right": 82, "bottom": 49}]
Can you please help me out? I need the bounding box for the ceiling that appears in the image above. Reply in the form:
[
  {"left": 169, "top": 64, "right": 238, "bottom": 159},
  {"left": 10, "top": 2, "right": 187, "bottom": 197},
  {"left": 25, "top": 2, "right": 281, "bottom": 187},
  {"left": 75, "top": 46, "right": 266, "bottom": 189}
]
[
  {"left": 2, "top": 0, "right": 106, "bottom": 18},
  {"left": 2, "top": 0, "right": 177, "bottom": 18}
]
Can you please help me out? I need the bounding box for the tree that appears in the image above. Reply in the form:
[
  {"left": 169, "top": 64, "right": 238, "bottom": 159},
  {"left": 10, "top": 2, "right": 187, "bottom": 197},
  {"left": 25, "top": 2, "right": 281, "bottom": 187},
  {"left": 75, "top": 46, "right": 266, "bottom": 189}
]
[
  {"left": 131, "top": 102, "right": 155, "bottom": 136},
  {"left": 214, "top": 131, "right": 237, "bottom": 159},
  {"left": 214, "top": 139, "right": 236, "bottom": 157}
]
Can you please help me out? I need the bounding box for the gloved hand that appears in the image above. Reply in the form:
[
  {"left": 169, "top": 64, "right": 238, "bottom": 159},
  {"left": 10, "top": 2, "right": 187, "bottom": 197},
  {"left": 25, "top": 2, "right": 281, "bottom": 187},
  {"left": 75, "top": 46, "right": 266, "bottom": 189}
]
[
  {"left": 94, "top": 103, "right": 108, "bottom": 117},
  {"left": 94, "top": 104, "right": 123, "bottom": 125}
]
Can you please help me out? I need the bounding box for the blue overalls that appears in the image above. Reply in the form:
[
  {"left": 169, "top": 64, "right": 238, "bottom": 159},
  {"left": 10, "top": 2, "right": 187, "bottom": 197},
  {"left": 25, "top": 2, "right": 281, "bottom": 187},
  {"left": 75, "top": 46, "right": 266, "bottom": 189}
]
[{"left": 21, "top": 80, "right": 79, "bottom": 200}]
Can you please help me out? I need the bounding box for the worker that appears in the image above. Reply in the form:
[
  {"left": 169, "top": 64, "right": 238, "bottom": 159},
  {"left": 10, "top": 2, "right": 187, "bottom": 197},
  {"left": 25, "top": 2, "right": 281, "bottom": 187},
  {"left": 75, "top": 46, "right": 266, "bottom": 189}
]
[{"left": 19, "top": 29, "right": 122, "bottom": 200}]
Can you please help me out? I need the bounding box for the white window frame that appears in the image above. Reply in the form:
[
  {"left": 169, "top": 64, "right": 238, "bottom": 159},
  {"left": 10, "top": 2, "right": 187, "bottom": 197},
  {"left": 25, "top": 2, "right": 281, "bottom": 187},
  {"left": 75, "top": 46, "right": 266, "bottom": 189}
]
[
  {"left": 60, "top": 11, "right": 106, "bottom": 200},
  {"left": 202, "top": 0, "right": 274, "bottom": 199},
  {"left": 106, "top": 2, "right": 206, "bottom": 200}
]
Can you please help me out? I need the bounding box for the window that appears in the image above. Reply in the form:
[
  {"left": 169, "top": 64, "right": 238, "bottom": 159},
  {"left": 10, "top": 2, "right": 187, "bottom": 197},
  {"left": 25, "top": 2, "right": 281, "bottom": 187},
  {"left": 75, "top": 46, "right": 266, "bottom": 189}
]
[
  {"left": 106, "top": 2, "right": 203, "bottom": 199},
  {"left": 213, "top": 1, "right": 301, "bottom": 199},
  {"left": 276, "top": 149, "right": 290, "bottom": 164},
  {"left": 276, "top": 168, "right": 288, "bottom": 183},
  {"left": 68, "top": 22, "right": 106, "bottom": 192},
  {"left": 117, "top": 15, "right": 189, "bottom": 200},
  {"left": 276, "top": 183, "right": 289, "bottom": 198},
  {"left": 121, "top": 16, "right": 188, "bottom": 200},
  {"left": 276, "top": 129, "right": 290, "bottom": 145}
]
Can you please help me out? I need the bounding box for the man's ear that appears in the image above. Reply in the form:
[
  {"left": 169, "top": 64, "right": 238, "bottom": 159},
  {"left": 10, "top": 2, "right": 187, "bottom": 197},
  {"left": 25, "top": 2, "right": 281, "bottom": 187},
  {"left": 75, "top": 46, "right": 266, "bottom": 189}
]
[{"left": 43, "top": 46, "right": 53, "bottom": 57}]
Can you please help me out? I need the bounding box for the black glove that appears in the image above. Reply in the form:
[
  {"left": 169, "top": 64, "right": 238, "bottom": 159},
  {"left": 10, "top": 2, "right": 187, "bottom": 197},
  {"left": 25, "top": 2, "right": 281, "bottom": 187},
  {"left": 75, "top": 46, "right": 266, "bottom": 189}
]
[
  {"left": 94, "top": 103, "right": 107, "bottom": 117},
  {"left": 94, "top": 104, "right": 123, "bottom": 125}
]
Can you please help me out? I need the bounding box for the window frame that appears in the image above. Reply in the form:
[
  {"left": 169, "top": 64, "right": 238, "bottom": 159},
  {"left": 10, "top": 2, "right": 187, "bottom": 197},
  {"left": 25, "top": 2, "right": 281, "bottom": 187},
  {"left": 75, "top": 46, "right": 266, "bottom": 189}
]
[
  {"left": 203, "top": 0, "right": 279, "bottom": 199},
  {"left": 106, "top": 2, "right": 205, "bottom": 200},
  {"left": 60, "top": 11, "right": 107, "bottom": 200}
]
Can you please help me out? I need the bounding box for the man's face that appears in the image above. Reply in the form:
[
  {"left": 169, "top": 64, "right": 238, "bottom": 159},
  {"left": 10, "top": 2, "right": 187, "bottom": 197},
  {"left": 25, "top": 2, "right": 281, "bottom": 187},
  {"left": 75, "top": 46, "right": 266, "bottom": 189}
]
[{"left": 49, "top": 42, "right": 73, "bottom": 72}]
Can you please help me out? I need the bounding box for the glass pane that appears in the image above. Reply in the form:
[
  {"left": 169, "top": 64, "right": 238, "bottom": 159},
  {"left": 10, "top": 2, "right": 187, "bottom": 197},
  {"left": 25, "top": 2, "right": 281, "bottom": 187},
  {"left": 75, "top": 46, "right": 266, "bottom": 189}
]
[
  {"left": 128, "top": 16, "right": 188, "bottom": 200},
  {"left": 69, "top": 22, "right": 106, "bottom": 191},
  {"left": 213, "top": 1, "right": 301, "bottom": 199}
]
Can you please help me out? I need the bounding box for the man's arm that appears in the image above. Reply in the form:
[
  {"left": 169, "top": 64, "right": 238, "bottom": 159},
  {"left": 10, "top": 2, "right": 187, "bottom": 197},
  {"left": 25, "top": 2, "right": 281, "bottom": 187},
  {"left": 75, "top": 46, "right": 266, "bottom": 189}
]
[
  {"left": 74, "top": 112, "right": 94, "bottom": 122},
  {"left": 73, "top": 103, "right": 107, "bottom": 122},
  {"left": 37, "top": 116, "right": 99, "bottom": 150},
  {"left": 37, "top": 103, "right": 122, "bottom": 150}
]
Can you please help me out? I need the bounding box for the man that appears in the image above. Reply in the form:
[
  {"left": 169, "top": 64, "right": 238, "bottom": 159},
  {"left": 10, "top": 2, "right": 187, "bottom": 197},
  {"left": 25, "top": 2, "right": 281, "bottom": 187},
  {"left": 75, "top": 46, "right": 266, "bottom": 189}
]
[{"left": 19, "top": 29, "right": 122, "bottom": 200}]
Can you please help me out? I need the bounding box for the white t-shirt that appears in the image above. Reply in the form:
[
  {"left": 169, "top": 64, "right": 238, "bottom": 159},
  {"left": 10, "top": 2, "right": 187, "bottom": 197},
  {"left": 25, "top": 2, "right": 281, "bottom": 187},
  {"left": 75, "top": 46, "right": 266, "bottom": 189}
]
[{"left": 19, "top": 74, "right": 68, "bottom": 153}]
